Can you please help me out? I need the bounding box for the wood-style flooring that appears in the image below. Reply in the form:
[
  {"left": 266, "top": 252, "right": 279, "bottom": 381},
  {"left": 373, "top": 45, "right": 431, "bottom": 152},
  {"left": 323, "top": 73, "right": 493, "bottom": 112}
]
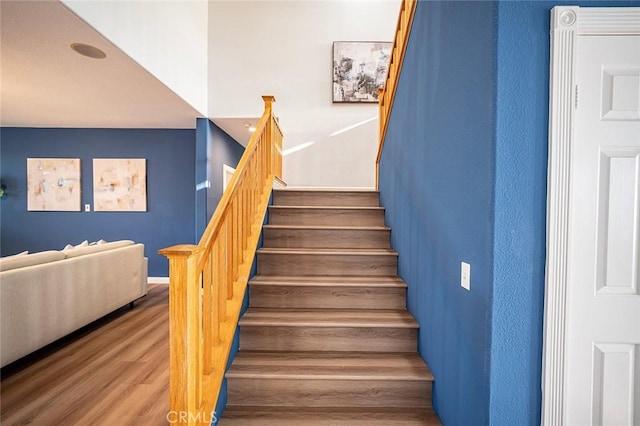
[{"left": 1, "top": 285, "right": 169, "bottom": 426}]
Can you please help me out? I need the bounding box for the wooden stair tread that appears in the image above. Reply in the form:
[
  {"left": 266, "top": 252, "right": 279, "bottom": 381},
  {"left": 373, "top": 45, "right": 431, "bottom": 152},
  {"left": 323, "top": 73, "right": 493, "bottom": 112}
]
[
  {"left": 227, "top": 351, "right": 433, "bottom": 381},
  {"left": 239, "top": 308, "right": 418, "bottom": 328},
  {"left": 269, "top": 205, "right": 384, "bottom": 211},
  {"left": 274, "top": 188, "right": 379, "bottom": 193},
  {"left": 220, "top": 406, "right": 442, "bottom": 425},
  {"left": 258, "top": 247, "right": 398, "bottom": 256},
  {"left": 263, "top": 224, "right": 390, "bottom": 230},
  {"left": 250, "top": 275, "right": 407, "bottom": 288}
]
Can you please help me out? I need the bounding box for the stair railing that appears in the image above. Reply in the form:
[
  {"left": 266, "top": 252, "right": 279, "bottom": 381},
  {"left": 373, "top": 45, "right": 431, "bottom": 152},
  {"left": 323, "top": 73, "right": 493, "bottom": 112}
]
[
  {"left": 159, "top": 95, "right": 282, "bottom": 426},
  {"left": 375, "top": 0, "right": 417, "bottom": 189}
]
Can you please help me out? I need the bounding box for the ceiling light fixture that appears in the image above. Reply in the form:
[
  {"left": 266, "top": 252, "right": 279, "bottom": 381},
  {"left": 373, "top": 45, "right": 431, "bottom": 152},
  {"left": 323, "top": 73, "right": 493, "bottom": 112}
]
[
  {"left": 70, "top": 43, "right": 106, "bottom": 59},
  {"left": 245, "top": 123, "right": 256, "bottom": 133}
]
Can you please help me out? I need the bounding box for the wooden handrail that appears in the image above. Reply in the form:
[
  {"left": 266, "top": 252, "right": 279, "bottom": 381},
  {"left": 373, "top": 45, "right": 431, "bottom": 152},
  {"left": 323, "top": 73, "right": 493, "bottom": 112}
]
[
  {"left": 159, "top": 95, "right": 282, "bottom": 425},
  {"left": 375, "top": 0, "right": 417, "bottom": 189}
]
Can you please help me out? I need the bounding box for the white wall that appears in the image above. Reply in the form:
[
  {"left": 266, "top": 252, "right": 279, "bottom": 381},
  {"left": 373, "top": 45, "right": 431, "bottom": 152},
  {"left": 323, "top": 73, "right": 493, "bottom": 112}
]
[
  {"left": 63, "top": 0, "right": 209, "bottom": 117},
  {"left": 209, "top": 1, "right": 398, "bottom": 188}
]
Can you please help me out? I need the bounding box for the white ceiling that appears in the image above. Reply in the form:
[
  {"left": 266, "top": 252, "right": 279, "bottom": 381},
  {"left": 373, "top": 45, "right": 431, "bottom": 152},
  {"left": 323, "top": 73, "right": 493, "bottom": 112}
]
[
  {"left": 0, "top": 0, "right": 396, "bottom": 155},
  {"left": 0, "top": 0, "right": 203, "bottom": 130}
]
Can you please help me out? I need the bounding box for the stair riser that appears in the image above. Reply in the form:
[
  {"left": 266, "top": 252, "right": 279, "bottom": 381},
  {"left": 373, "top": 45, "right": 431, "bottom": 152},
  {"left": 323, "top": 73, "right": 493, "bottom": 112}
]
[
  {"left": 269, "top": 208, "right": 384, "bottom": 226},
  {"left": 263, "top": 228, "right": 390, "bottom": 249},
  {"left": 240, "top": 327, "right": 416, "bottom": 352},
  {"left": 273, "top": 191, "right": 380, "bottom": 207},
  {"left": 258, "top": 253, "right": 397, "bottom": 276},
  {"left": 227, "top": 378, "right": 431, "bottom": 408},
  {"left": 249, "top": 285, "right": 406, "bottom": 309}
]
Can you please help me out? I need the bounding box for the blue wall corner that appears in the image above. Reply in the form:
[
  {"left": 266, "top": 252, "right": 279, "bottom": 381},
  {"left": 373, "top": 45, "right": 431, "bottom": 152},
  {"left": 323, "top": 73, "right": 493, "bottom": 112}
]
[
  {"left": 0, "top": 127, "right": 196, "bottom": 276},
  {"left": 196, "top": 119, "right": 209, "bottom": 237},
  {"left": 195, "top": 118, "right": 244, "bottom": 237},
  {"left": 205, "top": 119, "right": 245, "bottom": 220}
]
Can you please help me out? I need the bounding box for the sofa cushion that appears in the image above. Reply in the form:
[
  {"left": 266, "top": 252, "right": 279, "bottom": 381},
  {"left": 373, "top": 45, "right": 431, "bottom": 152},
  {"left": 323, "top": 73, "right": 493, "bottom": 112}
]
[
  {"left": 2, "top": 251, "right": 29, "bottom": 259},
  {"left": 0, "top": 250, "right": 65, "bottom": 272},
  {"left": 63, "top": 240, "right": 135, "bottom": 259}
]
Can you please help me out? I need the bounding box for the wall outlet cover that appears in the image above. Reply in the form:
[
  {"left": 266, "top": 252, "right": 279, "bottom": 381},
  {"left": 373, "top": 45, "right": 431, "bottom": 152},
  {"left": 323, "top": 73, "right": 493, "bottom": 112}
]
[{"left": 461, "top": 262, "right": 471, "bottom": 290}]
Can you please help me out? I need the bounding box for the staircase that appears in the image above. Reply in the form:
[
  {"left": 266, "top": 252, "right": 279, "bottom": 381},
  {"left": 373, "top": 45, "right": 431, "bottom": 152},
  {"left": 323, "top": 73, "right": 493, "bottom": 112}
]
[{"left": 219, "top": 189, "right": 441, "bottom": 425}]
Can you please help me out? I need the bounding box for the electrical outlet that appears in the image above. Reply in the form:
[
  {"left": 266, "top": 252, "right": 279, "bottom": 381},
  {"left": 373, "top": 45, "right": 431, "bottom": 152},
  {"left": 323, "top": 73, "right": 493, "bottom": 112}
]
[
  {"left": 84, "top": 204, "right": 91, "bottom": 212},
  {"left": 461, "top": 262, "right": 471, "bottom": 291}
]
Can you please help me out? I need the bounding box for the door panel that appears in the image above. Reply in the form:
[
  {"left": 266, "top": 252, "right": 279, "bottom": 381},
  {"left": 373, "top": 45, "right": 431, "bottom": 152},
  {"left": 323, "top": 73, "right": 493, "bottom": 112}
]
[{"left": 567, "top": 35, "right": 640, "bottom": 426}]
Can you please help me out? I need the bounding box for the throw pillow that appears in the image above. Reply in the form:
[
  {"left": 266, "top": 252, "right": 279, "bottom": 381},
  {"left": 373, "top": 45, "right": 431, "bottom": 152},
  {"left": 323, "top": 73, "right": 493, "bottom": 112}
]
[{"left": 63, "top": 240, "right": 89, "bottom": 250}]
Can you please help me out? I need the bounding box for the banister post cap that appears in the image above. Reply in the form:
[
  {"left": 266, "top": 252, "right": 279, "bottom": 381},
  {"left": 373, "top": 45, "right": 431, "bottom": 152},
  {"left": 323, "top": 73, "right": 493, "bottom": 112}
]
[{"left": 262, "top": 95, "right": 276, "bottom": 108}]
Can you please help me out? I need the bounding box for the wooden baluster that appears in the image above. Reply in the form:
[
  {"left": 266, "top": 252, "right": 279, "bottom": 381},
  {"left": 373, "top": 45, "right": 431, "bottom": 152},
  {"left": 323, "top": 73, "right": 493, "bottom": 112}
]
[
  {"left": 202, "top": 246, "right": 215, "bottom": 373},
  {"left": 227, "top": 207, "right": 235, "bottom": 300},
  {"left": 219, "top": 223, "right": 227, "bottom": 321},
  {"left": 243, "top": 184, "right": 248, "bottom": 251},
  {"left": 158, "top": 244, "right": 201, "bottom": 425},
  {"left": 211, "top": 239, "right": 222, "bottom": 337},
  {"left": 231, "top": 199, "right": 238, "bottom": 284},
  {"left": 238, "top": 186, "right": 244, "bottom": 264}
]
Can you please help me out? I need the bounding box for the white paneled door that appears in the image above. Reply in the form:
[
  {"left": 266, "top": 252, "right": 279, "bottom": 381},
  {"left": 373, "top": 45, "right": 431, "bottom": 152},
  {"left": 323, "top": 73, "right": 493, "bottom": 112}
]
[{"left": 566, "top": 33, "right": 640, "bottom": 425}]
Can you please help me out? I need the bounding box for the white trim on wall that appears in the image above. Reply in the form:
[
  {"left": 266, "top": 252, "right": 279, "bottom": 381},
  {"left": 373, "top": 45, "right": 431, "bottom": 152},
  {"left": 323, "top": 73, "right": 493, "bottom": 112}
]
[
  {"left": 148, "top": 277, "right": 169, "bottom": 285},
  {"left": 223, "top": 164, "right": 235, "bottom": 191},
  {"left": 543, "top": 7, "right": 640, "bottom": 425}
]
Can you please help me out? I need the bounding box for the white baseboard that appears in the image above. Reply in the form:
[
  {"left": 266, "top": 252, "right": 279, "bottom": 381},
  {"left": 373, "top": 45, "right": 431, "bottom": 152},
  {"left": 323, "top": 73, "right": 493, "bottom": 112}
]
[{"left": 148, "top": 277, "right": 169, "bottom": 285}]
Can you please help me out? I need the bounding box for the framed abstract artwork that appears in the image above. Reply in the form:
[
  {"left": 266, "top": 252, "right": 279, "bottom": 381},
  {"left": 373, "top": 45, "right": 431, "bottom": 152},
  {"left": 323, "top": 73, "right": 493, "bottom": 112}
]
[
  {"left": 332, "top": 41, "right": 392, "bottom": 103},
  {"left": 93, "top": 158, "right": 147, "bottom": 212},
  {"left": 27, "top": 158, "right": 81, "bottom": 211}
]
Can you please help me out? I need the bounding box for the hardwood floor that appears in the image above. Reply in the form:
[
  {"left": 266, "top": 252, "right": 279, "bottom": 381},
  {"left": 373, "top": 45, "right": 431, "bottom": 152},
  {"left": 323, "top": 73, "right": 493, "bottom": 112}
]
[{"left": 1, "top": 285, "right": 169, "bottom": 426}]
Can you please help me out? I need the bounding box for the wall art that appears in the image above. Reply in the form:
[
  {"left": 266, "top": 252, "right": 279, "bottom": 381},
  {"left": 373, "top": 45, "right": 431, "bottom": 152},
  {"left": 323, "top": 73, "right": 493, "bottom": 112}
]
[
  {"left": 93, "top": 158, "right": 147, "bottom": 212},
  {"left": 27, "top": 158, "right": 81, "bottom": 211},
  {"left": 332, "top": 41, "right": 392, "bottom": 103}
]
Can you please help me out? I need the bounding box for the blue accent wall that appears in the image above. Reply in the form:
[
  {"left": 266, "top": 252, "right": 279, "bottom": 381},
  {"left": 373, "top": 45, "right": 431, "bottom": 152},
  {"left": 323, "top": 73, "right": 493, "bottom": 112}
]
[
  {"left": 0, "top": 127, "right": 196, "bottom": 277},
  {"left": 379, "top": 2, "right": 497, "bottom": 424},
  {"left": 379, "top": 1, "right": 640, "bottom": 425}
]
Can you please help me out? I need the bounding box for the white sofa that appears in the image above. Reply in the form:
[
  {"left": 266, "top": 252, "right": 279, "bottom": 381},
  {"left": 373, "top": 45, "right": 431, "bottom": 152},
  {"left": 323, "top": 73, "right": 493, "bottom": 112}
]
[{"left": 0, "top": 240, "right": 148, "bottom": 367}]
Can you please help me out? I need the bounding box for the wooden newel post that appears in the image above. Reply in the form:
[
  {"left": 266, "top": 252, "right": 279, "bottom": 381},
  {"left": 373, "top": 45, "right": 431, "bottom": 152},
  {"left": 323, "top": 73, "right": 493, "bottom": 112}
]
[
  {"left": 262, "top": 95, "right": 276, "bottom": 175},
  {"left": 158, "top": 244, "right": 201, "bottom": 425}
]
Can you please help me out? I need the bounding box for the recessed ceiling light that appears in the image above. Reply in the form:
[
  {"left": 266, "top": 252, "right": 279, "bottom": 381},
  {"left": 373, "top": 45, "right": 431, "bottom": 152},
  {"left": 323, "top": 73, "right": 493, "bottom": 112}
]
[{"left": 70, "top": 43, "right": 106, "bottom": 59}]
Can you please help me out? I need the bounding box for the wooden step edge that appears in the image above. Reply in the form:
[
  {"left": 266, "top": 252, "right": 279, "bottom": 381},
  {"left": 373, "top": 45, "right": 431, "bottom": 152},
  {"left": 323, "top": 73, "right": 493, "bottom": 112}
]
[
  {"left": 268, "top": 206, "right": 385, "bottom": 211},
  {"left": 238, "top": 314, "right": 419, "bottom": 328},
  {"left": 274, "top": 188, "right": 379, "bottom": 193},
  {"left": 222, "top": 404, "right": 442, "bottom": 426},
  {"left": 239, "top": 320, "right": 418, "bottom": 328},
  {"left": 257, "top": 248, "right": 398, "bottom": 256},
  {"left": 263, "top": 224, "right": 391, "bottom": 231},
  {"left": 249, "top": 277, "right": 407, "bottom": 288},
  {"left": 229, "top": 353, "right": 432, "bottom": 377},
  {"left": 220, "top": 406, "right": 442, "bottom": 425},
  {"left": 225, "top": 369, "right": 433, "bottom": 382}
]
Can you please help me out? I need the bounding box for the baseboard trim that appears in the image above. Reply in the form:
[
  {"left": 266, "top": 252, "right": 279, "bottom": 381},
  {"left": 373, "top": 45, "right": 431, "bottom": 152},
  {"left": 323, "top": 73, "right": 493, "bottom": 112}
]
[{"left": 148, "top": 277, "right": 169, "bottom": 285}]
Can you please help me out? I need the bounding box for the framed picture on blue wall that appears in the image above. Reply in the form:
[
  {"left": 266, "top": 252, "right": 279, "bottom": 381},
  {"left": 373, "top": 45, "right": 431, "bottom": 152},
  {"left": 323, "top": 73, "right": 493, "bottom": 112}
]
[
  {"left": 93, "top": 158, "right": 147, "bottom": 212},
  {"left": 27, "top": 158, "right": 81, "bottom": 211},
  {"left": 332, "top": 41, "right": 392, "bottom": 103}
]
